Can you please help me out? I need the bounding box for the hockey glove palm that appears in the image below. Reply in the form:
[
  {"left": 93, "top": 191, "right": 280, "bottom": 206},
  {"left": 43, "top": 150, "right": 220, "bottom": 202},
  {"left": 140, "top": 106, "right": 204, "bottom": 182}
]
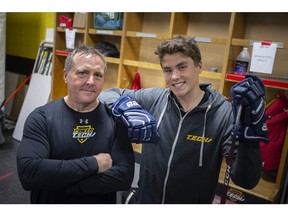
[
  {"left": 231, "top": 74, "right": 269, "bottom": 143},
  {"left": 111, "top": 94, "right": 158, "bottom": 143}
]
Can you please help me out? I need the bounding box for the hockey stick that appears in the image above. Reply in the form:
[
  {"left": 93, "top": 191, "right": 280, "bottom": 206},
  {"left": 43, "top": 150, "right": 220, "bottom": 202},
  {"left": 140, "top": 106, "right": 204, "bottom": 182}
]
[
  {"left": 220, "top": 104, "right": 242, "bottom": 204},
  {"left": 0, "top": 73, "right": 32, "bottom": 110}
]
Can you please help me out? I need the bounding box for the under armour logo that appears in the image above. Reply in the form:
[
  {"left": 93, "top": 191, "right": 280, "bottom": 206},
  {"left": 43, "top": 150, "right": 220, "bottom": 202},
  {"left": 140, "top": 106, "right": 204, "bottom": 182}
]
[{"left": 80, "top": 119, "right": 88, "bottom": 124}]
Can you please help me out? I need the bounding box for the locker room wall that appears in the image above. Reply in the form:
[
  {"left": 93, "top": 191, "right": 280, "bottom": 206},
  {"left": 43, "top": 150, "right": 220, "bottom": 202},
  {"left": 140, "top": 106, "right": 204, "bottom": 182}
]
[{"left": 0, "top": 13, "right": 6, "bottom": 106}]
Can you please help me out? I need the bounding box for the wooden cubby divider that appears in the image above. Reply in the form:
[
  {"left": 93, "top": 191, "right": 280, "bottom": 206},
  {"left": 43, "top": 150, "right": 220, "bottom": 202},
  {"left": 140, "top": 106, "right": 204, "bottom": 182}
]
[{"left": 51, "top": 12, "right": 288, "bottom": 203}]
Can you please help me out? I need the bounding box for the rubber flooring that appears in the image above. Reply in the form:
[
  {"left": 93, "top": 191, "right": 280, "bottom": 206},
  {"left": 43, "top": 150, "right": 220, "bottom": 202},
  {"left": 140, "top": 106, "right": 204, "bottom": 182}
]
[{"left": 0, "top": 128, "right": 30, "bottom": 204}]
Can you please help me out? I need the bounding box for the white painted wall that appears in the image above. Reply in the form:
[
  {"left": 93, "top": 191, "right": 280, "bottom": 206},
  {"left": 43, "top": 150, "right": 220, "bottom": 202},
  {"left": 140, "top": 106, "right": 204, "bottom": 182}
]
[{"left": 0, "top": 13, "right": 6, "bottom": 109}]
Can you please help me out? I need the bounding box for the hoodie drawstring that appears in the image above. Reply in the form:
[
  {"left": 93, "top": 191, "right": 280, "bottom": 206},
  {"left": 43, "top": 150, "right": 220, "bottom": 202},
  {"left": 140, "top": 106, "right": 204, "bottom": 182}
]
[{"left": 199, "top": 104, "right": 212, "bottom": 167}]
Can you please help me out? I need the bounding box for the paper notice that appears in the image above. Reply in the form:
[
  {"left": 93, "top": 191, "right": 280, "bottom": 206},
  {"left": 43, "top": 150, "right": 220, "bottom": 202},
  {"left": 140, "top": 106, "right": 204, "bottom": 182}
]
[
  {"left": 65, "top": 28, "right": 76, "bottom": 49},
  {"left": 250, "top": 42, "right": 277, "bottom": 74}
]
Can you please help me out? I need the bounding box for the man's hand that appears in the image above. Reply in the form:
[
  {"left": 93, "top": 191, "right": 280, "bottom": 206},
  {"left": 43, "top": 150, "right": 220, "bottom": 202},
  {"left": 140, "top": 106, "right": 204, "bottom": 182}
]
[
  {"left": 231, "top": 74, "right": 269, "bottom": 143},
  {"left": 94, "top": 153, "right": 112, "bottom": 174},
  {"left": 111, "top": 94, "right": 158, "bottom": 143}
]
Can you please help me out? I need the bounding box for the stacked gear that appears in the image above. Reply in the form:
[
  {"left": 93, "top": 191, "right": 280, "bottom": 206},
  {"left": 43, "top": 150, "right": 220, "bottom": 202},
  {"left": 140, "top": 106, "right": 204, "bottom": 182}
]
[
  {"left": 260, "top": 94, "right": 288, "bottom": 172},
  {"left": 94, "top": 42, "right": 120, "bottom": 58}
]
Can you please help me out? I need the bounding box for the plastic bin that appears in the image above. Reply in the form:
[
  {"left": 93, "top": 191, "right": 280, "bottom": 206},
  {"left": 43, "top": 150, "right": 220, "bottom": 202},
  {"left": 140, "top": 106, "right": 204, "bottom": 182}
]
[{"left": 94, "top": 12, "right": 123, "bottom": 30}]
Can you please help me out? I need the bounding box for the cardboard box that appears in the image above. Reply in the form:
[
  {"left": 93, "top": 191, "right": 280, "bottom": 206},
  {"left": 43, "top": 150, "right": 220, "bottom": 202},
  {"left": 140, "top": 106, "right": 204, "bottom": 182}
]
[{"left": 73, "top": 12, "right": 86, "bottom": 29}]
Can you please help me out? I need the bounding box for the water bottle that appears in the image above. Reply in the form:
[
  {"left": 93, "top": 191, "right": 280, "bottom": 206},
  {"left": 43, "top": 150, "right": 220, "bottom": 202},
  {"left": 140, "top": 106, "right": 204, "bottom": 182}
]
[{"left": 233, "top": 47, "right": 251, "bottom": 75}]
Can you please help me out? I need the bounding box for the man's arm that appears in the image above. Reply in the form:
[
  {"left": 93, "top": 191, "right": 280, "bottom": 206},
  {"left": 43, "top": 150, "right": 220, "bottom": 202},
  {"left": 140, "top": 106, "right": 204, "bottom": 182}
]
[
  {"left": 17, "top": 109, "right": 99, "bottom": 191},
  {"left": 66, "top": 123, "right": 135, "bottom": 195},
  {"left": 98, "top": 88, "right": 126, "bottom": 107}
]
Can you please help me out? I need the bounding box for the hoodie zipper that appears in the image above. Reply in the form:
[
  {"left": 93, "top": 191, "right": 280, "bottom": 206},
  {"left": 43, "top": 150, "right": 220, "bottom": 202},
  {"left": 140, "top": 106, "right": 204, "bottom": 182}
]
[
  {"left": 161, "top": 117, "right": 184, "bottom": 203},
  {"left": 161, "top": 98, "right": 185, "bottom": 204},
  {"left": 161, "top": 95, "right": 217, "bottom": 203}
]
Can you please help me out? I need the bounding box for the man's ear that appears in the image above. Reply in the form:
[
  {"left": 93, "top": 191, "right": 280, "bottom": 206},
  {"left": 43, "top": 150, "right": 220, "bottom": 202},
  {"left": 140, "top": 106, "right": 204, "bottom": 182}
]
[{"left": 63, "top": 69, "right": 67, "bottom": 83}]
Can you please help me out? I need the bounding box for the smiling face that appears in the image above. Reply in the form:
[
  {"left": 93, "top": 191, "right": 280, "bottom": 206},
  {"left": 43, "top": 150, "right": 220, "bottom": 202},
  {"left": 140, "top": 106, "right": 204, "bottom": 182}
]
[
  {"left": 64, "top": 52, "right": 105, "bottom": 111},
  {"left": 161, "top": 52, "right": 202, "bottom": 100}
]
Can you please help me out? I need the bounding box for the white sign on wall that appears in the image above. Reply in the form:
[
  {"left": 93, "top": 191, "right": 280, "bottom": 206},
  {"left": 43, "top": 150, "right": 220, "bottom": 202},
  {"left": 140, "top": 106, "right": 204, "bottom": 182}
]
[{"left": 250, "top": 41, "right": 277, "bottom": 74}]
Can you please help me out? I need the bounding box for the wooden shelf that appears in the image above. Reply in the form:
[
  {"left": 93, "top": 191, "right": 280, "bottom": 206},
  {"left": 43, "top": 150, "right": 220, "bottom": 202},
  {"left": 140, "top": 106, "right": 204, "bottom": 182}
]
[
  {"left": 56, "top": 26, "right": 86, "bottom": 34},
  {"left": 55, "top": 49, "right": 70, "bottom": 56},
  {"left": 123, "top": 59, "right": 161, "bottom": 71},
  {"left": 226, "top": 74, "right": 288, "bottom": 90},
  {"left": 219, "top": 160, "right": 277, "bottom": 203},
  {"left": 201, "top": 71, "right": 222, "bottom": 80},
  {"left": 232, "top": 38, "right": 288, "bottom": 49},
  {"left": 88, "top": 28, "right": 123, "bottom": 36},
  {"left": 51, "top": 12, "right": 288, "bottom": 203},
  {"left": 55, "top": 50, "right": 120, "bottom": 65},
  {"left": 105, "top": 57, "right": 120, "bottom": 64},
  {"left": 194, "top": 37, "right": 227, "bottom": 45},
  {"left": 126, "top": 31, "right": 171, "bottom": 39}
]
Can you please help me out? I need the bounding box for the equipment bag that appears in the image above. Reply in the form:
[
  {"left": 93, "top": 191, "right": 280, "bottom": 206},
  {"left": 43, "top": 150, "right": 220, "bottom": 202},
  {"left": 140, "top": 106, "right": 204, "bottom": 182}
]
[{"left": 260, "top": 94, "right": 288, "bottom": 171}]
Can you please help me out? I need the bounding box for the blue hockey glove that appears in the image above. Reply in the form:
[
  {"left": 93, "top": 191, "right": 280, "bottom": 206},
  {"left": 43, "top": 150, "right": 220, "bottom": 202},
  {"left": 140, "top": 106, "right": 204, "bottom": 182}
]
[
  {"left": 231, "top": 74, "right": 269, "bottom": 143},
  {"left": 111, "top": 94, "right": 158, "bottom": 143}
]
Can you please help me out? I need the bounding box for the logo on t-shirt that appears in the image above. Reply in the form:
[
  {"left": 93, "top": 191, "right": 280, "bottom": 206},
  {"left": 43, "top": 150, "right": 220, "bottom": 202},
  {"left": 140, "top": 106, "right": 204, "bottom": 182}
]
[{"left": 73, "top": 125, "right": 96, "bottom": 144}]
